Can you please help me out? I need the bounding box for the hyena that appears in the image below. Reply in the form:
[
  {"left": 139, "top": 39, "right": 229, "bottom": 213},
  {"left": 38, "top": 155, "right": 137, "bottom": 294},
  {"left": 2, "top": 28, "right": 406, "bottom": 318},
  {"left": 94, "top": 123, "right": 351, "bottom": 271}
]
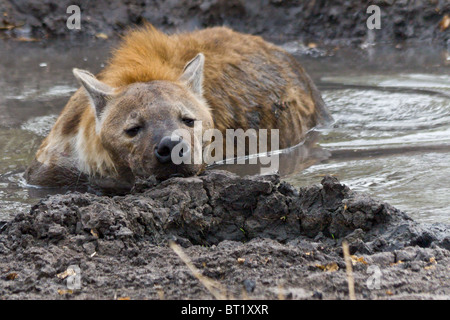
[{"left": 25, "top": 25, "right": 332, "bottom": 191}]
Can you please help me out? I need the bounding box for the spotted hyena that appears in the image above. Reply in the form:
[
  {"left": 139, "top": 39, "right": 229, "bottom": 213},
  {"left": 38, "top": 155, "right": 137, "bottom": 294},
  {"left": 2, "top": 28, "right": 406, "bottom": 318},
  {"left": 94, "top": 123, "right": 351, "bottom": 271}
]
[{"left": 25, "top": 25, "right": 332, "bottom": 191}]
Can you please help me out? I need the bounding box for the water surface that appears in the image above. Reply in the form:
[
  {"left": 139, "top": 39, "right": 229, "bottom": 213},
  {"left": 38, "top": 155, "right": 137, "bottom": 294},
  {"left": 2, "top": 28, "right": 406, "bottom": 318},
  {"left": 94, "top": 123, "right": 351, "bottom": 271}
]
[{"left": 283, "top": 44, "right": 450, "bottom": 223}]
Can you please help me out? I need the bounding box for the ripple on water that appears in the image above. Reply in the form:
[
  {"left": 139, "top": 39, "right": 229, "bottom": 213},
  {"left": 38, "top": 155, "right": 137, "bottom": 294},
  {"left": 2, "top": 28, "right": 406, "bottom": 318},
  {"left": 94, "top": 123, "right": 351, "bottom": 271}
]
[
  {"left": 319, "top": 88, "right": 450, "bottom": 148},
  {"left": 0, "top": 128, "right": 42, "bottom": 221},
  {"left": 285, "top": 74, "right": 450, "bottom": 223},
  {"left": 321, "top": 73, "right": 450, "bottom": 90},
  {"left": 21, "top": 114, "right": 57, "bottom": 137},
  {"left": 4, "top": 85, "right": 77, "bottom": 101}
]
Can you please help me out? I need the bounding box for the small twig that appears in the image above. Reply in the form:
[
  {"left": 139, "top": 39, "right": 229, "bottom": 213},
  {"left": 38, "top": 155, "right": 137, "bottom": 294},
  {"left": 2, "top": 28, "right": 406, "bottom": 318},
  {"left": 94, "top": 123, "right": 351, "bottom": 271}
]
[
  {"left": 169, "top": 241, "right": 228, "bottom": 300},
  {"left": 154, "top": 285, "right": 165, "bottom": 300},
  {"left": 342, "top": 240, "right": 356, "bottom": 300},
  {"left": 277, "top": 283, "right": 285, "bottom": 300}
]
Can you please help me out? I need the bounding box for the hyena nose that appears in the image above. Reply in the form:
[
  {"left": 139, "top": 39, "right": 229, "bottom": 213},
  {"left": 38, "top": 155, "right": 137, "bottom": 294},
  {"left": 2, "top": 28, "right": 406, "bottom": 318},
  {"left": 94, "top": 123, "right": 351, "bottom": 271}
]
[{"left": 154, "top": 136, "right": 190, "bottom": 164}]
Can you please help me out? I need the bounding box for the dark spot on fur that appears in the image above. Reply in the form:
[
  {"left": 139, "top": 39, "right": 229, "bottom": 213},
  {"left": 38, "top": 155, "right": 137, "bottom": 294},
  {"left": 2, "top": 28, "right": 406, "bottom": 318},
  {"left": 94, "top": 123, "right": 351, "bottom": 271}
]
[
  {"left": 272, "top": 100, "right": 288, "bottom": 119},
  {"left": 61, "top": 111, "right": 81, "bottom": 135},
  {"left": 247, "top": 108, "right": 261, "bottom": 129}
]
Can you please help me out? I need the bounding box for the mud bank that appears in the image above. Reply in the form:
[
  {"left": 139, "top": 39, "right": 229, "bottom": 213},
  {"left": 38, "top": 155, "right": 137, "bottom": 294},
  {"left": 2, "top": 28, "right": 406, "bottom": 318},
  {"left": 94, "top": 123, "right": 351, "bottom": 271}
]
[
  {"left": 0, "top": 0, "right": 449, "bottom": 44},
  {"left": 0, "top": 170, "right": 449, "bottom": 299}
]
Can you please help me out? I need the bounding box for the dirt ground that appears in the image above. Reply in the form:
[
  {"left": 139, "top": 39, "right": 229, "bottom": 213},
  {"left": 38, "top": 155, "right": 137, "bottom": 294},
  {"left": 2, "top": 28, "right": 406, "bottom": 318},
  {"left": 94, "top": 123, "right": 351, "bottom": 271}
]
[{"left": 1, "top": 170, "right": 449, "bottom": 299}]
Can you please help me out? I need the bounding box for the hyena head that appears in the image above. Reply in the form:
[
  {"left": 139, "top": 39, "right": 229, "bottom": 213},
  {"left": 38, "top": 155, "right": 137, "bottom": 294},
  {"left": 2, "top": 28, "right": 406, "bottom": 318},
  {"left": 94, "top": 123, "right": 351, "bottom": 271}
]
[{"left": 73, "top": 53, "right": 214, "bottom": 181}]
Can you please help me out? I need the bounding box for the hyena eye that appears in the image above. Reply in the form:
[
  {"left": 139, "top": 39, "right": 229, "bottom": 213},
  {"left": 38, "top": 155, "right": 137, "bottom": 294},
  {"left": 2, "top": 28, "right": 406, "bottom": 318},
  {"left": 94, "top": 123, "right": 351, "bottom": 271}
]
[
  {"left": 182, "top": 117, "right": 195, "bottom": 127},
  {"left": 124, "top": 126, "right": 142, "bottom": 137}
]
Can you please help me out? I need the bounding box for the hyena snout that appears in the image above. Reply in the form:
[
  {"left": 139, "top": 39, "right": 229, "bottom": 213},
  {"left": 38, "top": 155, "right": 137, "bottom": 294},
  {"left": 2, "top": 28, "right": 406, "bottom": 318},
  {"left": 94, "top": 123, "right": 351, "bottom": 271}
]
[{"left": 154, "top": 136, "right": 191, "bottom": 164}]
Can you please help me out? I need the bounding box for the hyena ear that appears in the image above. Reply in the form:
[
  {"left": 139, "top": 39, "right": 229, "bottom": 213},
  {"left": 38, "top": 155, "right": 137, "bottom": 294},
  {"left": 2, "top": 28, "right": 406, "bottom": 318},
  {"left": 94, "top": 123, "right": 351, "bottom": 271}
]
[
  {"left": 73, "top": 68, "right": 114, "bottom": 120},
  {"left": 179, "top": 53, "right": 205, "bottom": 96}
]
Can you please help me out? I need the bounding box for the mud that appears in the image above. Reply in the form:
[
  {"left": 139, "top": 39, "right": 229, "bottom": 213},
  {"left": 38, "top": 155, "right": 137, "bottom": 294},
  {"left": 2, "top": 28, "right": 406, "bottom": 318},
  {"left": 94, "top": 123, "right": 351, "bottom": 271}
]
[
  {"left": 0, "top": 170, "right": 449, "bottom": 299},
  {"left": 1, "top": 0, "right": 449, "bottom": 44}
]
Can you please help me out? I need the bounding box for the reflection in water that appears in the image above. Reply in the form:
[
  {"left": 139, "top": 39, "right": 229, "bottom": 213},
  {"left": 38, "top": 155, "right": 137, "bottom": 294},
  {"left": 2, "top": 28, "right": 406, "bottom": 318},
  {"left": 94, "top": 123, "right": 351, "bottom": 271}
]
[
  {"left": 208, "top": 130, "right": 331, "bottom": 178},
  {"left": 0, "top": 40, "right": 449, "bottom": 223}
]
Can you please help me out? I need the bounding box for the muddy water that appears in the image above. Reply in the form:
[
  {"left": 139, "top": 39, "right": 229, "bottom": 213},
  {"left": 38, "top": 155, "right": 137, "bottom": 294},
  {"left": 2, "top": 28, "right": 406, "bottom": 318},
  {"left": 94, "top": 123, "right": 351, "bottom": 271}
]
[
  {"left": 283, "top": 44, "right": 450, "bottom": 224},
  {"left": 0, "top": 40, "right": 114, "bottom": 221},
  {"left": 0, "top": 40, "right": 449, "bottom": 223}
]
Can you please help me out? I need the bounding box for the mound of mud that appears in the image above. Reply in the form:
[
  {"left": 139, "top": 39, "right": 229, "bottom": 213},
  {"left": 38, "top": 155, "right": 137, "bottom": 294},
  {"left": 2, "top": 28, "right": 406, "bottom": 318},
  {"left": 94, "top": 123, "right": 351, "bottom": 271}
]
[{"left": 1, "top": 170, "right": 449, "bottom": 299}]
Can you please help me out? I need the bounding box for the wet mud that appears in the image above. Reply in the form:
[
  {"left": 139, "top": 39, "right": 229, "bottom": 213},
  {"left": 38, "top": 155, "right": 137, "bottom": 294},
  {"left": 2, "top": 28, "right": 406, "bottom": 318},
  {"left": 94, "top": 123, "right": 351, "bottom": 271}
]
[{"left": 1, "top": 170, "right": 449, "bottom": 299}]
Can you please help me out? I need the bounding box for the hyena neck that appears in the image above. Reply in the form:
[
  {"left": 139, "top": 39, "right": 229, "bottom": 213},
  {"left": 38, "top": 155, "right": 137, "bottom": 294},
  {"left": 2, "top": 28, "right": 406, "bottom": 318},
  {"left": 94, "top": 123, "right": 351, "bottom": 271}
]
[{"left": 74, "top": 122, "right": 119, "bottom": 179}]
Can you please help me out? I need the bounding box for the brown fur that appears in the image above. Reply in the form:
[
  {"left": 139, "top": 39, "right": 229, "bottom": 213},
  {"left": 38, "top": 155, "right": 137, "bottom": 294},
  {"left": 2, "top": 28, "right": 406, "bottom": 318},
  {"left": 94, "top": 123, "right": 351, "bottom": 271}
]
[
  {"left": 101, "top": 26, "right": 329, "bottom": 139},
  {"left": 25, "top": 25, "right": 331, "bottom": 190}
]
